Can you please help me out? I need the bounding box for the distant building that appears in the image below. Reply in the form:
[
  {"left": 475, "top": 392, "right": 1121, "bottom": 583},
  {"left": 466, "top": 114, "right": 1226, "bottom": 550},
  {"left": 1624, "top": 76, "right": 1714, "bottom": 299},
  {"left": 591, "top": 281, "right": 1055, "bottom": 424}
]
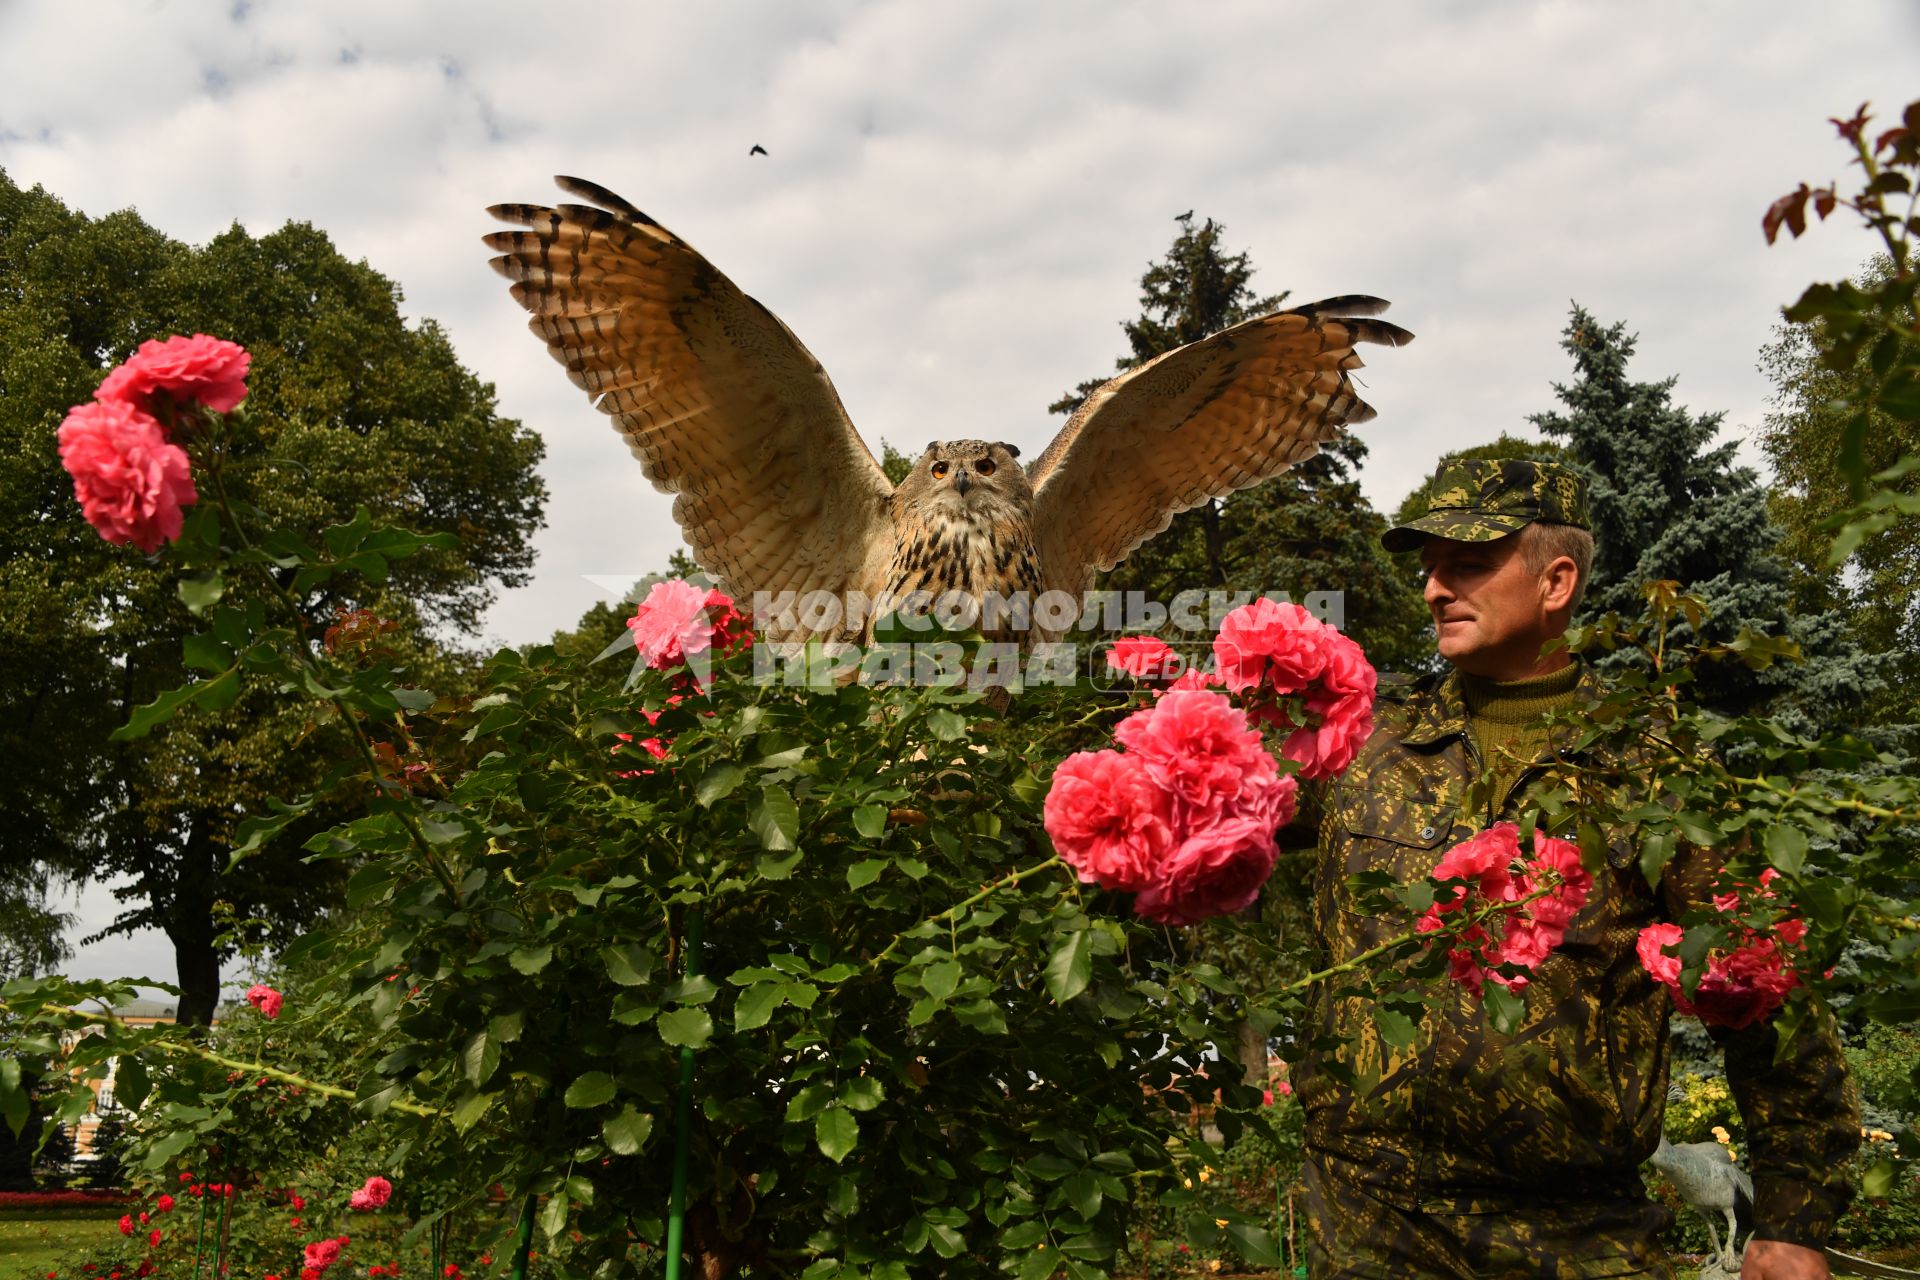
[{"left": 64, "top": 999, "right": 225, "bottom": 1157}]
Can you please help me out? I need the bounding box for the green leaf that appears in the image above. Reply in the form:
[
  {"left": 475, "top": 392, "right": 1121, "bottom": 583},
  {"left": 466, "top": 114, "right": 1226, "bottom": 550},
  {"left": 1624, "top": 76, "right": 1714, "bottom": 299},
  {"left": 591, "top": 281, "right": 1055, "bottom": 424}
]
[
  {"left": 922, "top": 959, "right": 962, "bottom": 1001},
  {"left": 450, "top": 1090, "right": 493, "bottom": 1134},
  {"left": 1863, "top": 1159, "right": 1895, "bottom": 1198},
  {"left": 115, "top": 1056, "right": 150, "bottom": 1114},
  {"left": 143, "top": 1130, "right": 193, "bottom": 1169},
  {"left": 564, "top": 1071, "right": 618, "bottom": 1109},
  {"left": 182, "top": 631, "right": 233, "bottom": 673},
  {"left": 735, "top": 983, "right": 784, "bottom": 1031},
  {"left": 1017, "top": 1245, "right": 1062, "bottom": 1280},
  {"left": 1044, "top": 929, "right": 1092, "bottom": 1004},
  {"left": 1376, "top": 1008, "right": 1417, "bottom": 1049},
  {"left": 815, "top": 1106, "right": 858, "bottom": 1162},
  {"left": 603, "top": 1105, "right": 654, "bottom": 1155},
  {"left": 1482, "top": 982, "right": 1526, "bottom": 1036},
  {"left": 658, "top": 1008, "right": 713, "bottom": 1049},
  {"left": 462, "top": 1030, "right": 500, "bottom": 1086},
  {"left": 927, "top": 709, "right": 967, "bottom": 740},
  {"left": 853, "top": 805, "right": 888, "bottom": 840},
  {"left": 0, "top": 1061, "right": 24, "bottom": 1138},
  {"left": 847, "top": 859, "right": 886, "bottom": 890},
  {"left": 1223, "top": 1224, "right": 1287, "bottom": 1268},
  {"left": 756, "top": 849, "right": 804, "bottom": 880},
  {"left": 602, "top": 945, "right": 655, "bottom": 987},
  {"left": 539, "top": 1189, "right": 570, "bottom": 1239},
  {"left": 111, "top": 667, "right": 241, "bottom": 741},
  {"left": 1063, "top": 1171, "right": 1102, "bottom": 1218},
  {"left": 1764, "top": 824, "right": 1809, "bottom": 876},
  {"left": 696, "top": 764, "right": 746, "bottom": 808},
  {"left": 751, "top": 784, "right": 801, "bottom": 850},
  {"left": 784, "top": 1084, "right": 831, "bottom": 1122},
  {"left": 178, "top": 571, "right": 225, "bottom": 615},
  {"left": 1639, "top": 831, "right": 1676, "bottom": 890},
  {"left": 1673, "top": 811, "right": 1722, "bottom": 847},
  {"left": 840, "top": 1076, "right": 884, "bottom": 1111},
  {"left": 509, "top": 945, "right": 554, "bottom": 976}
]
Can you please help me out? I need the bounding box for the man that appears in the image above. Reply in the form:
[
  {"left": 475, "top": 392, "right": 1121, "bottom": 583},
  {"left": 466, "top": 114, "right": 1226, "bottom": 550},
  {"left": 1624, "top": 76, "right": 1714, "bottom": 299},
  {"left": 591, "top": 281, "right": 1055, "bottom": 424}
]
[{"left": 1293, "top": 458, "right": 1858, "bottom": 1279}]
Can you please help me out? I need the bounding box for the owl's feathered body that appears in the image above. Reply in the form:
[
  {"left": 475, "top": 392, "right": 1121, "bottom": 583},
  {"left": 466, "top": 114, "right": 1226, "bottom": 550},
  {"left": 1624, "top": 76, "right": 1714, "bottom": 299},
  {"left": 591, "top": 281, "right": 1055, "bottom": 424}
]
[{"left": 484, "top": 178, "right": 1414, "bottom": 648}]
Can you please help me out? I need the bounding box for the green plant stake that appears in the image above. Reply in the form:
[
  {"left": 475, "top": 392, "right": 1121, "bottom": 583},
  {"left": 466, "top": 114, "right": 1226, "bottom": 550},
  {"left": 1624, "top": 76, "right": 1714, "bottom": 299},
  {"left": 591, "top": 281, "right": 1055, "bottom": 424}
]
[
  {"left": 193, "top": 1179, "right": 212, "bottom": 1279},
  {"left": 511, "top": 1193, "right": 536, "bottom": 1280},
  {"left": 664, "top": 909, "right": 704, "bottom": 1280},
  {"left": 215, "top": 1178, "right": 235, "bottom": 1273}
]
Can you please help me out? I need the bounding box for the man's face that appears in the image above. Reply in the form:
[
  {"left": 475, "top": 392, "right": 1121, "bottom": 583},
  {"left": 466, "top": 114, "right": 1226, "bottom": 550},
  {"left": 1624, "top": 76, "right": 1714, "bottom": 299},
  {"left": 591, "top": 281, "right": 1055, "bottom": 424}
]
[{"left": 1419, "top": 533, "right": 1566, "bottom": 678}]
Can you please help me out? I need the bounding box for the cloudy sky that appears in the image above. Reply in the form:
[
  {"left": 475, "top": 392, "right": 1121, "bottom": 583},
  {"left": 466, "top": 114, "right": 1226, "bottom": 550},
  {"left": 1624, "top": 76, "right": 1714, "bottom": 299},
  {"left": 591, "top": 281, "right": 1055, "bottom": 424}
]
[{"left": 4, "top": 1, "right": 1913, "bottom": 983}]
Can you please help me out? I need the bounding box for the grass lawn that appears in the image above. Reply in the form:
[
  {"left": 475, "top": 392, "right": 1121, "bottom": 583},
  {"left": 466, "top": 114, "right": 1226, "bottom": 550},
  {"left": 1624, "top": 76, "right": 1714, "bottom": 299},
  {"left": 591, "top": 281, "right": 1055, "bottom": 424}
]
[{"left": 0, "top": 1207, "right": 122, "bottom": 1278}]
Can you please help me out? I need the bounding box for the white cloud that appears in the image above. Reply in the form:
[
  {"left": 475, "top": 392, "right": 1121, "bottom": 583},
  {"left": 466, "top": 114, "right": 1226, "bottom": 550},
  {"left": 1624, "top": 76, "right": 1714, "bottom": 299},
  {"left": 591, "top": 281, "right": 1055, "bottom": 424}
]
[{"left": 4, "top": 0, "right": 1914, "bottom": 971}]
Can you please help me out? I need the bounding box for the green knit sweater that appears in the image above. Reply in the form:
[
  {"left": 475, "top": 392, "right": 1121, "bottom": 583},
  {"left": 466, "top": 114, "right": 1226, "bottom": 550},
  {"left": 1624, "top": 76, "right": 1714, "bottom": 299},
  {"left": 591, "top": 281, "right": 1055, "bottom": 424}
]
[{"left": 1460, "top": 661, "right": 1583, "bottom": 814}]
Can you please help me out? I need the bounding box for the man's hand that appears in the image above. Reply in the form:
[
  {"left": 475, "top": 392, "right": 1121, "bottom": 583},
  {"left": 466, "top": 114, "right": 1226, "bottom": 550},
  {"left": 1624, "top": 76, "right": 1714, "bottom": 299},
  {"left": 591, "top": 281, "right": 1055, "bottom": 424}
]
[{"left": 1742, "top": 1239, "right": 1829, "bottom": 1279}]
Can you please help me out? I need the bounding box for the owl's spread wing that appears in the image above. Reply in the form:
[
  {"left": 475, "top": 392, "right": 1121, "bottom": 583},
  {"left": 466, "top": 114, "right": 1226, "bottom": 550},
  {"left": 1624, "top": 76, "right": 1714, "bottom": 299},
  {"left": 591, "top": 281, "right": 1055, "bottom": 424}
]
[
  {"left": 1027, "top": 297, "right": 1413, "bottom": 596},
  {"left": 485, "top": 177, "right": 893, "bottom": 632}
]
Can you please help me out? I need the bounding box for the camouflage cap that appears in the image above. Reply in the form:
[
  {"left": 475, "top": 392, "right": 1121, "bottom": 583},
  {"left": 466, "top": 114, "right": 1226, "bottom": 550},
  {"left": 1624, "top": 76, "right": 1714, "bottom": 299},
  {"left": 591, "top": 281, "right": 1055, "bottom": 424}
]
[{"left": 1381, "top": 458, "right": 1590, "bottom": 552}]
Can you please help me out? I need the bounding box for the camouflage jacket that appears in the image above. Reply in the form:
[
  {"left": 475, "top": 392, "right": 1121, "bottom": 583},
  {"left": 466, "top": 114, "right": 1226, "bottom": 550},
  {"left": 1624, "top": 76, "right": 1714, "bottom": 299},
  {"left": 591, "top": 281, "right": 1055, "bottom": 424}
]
[{"left": 1293, "top": 664, "right": 1859, "bottom": 1247}]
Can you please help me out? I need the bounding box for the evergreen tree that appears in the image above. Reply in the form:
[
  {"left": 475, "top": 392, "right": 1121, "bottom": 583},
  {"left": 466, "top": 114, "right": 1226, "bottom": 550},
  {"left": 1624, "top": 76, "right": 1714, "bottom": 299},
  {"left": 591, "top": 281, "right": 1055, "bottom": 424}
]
[
  {"left": 1530, "top": 305, "right": 1884, "bottom": 726},
  {"left": 1049, "top": 216, "right": 1428, "bottom": 675}
]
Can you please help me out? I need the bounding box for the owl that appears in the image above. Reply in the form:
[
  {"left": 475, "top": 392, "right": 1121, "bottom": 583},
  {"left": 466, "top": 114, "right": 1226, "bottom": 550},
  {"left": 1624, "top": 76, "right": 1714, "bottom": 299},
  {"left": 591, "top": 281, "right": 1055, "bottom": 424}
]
[{"left": 484, "top": 177, "right": 1412, "bottom": 646}]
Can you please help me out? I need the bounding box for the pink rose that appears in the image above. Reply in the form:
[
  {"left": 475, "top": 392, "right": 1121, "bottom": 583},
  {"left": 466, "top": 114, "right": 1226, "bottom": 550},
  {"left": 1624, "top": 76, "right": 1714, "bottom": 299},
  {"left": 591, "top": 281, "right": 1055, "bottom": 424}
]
[
  {"left": 1213, "top": 599, "right": 1329, "bottom": 696},
  {"left": 627, "top": 579, "right": 716, "bottom": 667},
  {"left": 1429, "top": 823, "right": 1522, "bottom": 909},
  {"left": 1133, "top": 780, "right": 1294, "bottom": 926},
  {"left": 305, "top": 1238, "right": 344, "bottom": 1269},
  {"left": 1274, "top": 632, "right": 1377, "bottom": 780},
  {"left": 1043, "top": 751, "right": 1176, "bottom": 892},
  {"left": 97, "top": 334, "right": 251, "bottom": 415},
  {"left": 246, "top": 985, "right": 283, "bottom": 1019},
  {"left": 627, "top": 582, "right": 751, "bottom": 687},
  {"left": 1106, "top": 636, "right": 1180, "bottom": 681},
  {"left": 56, "top": 398, "right": 197, "bottom": 553},
  {"left": 1515, "top": 833, "right": 1591, "bottom": 931},
  {"left": 1635, "top": 924, "right": 1685, "bottom": 988},
  {"left": 1161, "top": 667, "right": 1223, "bottom": 694},
  {"left": 1114, "top": 690, "right": 1278, "bottom": 824},
  {"left": 354, "top": 1175, "right": 393, "bottom": 1209}
]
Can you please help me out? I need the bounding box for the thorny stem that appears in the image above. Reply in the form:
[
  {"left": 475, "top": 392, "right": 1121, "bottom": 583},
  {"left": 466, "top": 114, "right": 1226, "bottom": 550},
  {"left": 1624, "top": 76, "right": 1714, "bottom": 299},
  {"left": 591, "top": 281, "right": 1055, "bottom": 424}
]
[
  {"left": 1724, "top": 773, "right": 1919, "bottom": 823},
  {"left": 1266, "top": 881, "right": 1568, "bottom": 1000},
  {"left": 860, "top": 854, "right": 1068, "bottom": 975},
  {"left": 204, "top": 462, "right": 465, "bottom": 907},
  {"left": 52, "top": 1004, "right": 442, "bottom": 1118}
]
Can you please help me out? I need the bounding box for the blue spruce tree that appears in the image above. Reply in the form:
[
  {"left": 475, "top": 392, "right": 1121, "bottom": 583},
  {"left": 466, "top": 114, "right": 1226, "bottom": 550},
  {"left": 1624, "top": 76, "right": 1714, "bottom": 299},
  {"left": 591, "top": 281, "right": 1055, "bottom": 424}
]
[{"left": 1530, "top": 304, "right": 1883, "bottom": 728}]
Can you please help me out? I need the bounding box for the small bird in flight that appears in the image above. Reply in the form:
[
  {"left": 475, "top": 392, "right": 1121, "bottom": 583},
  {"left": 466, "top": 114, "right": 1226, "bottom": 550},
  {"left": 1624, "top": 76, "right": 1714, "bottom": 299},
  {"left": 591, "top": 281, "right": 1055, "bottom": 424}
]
[{"left": 749, "top": 144, "right": 768, "bottom": 156}]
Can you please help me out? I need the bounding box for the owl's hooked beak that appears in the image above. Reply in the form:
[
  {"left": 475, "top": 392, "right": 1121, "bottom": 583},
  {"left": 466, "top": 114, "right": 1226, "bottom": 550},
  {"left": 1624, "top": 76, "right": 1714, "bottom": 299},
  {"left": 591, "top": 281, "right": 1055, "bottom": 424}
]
[{"left": 954, "top": 471, "right": 974, "bottom": 497}]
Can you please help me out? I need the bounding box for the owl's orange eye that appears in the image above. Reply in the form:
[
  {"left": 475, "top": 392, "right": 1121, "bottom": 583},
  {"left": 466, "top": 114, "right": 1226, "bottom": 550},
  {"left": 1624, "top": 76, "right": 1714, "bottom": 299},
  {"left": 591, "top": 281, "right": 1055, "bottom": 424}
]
[
  {"left": 974, "top": 459, "right": 995, "bottom": 476},
  {"left": 931, "top": 461, "right": 950, "bottom": 478}
]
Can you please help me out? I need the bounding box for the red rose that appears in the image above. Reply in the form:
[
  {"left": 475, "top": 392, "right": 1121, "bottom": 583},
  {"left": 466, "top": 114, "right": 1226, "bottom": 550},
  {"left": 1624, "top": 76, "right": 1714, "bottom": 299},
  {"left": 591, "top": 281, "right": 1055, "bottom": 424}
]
[
  {"left": 156, "top": 1194, "right": 175, "bottom": 1213},
  {"left": 96, "top": 333, "right": 251, "bottom": 415},
  {"left": 56, "top": 398, "right": 197, "bottom": 553},
  {"left": 118, "top": 1215, "right": 133, "bottom": 1236},
  {"left": 246, "top": 985, "right": 284, "bottom": 1019},
  {"left": 1106, "top": 635, "right": 1181, "bottom": 681}
]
